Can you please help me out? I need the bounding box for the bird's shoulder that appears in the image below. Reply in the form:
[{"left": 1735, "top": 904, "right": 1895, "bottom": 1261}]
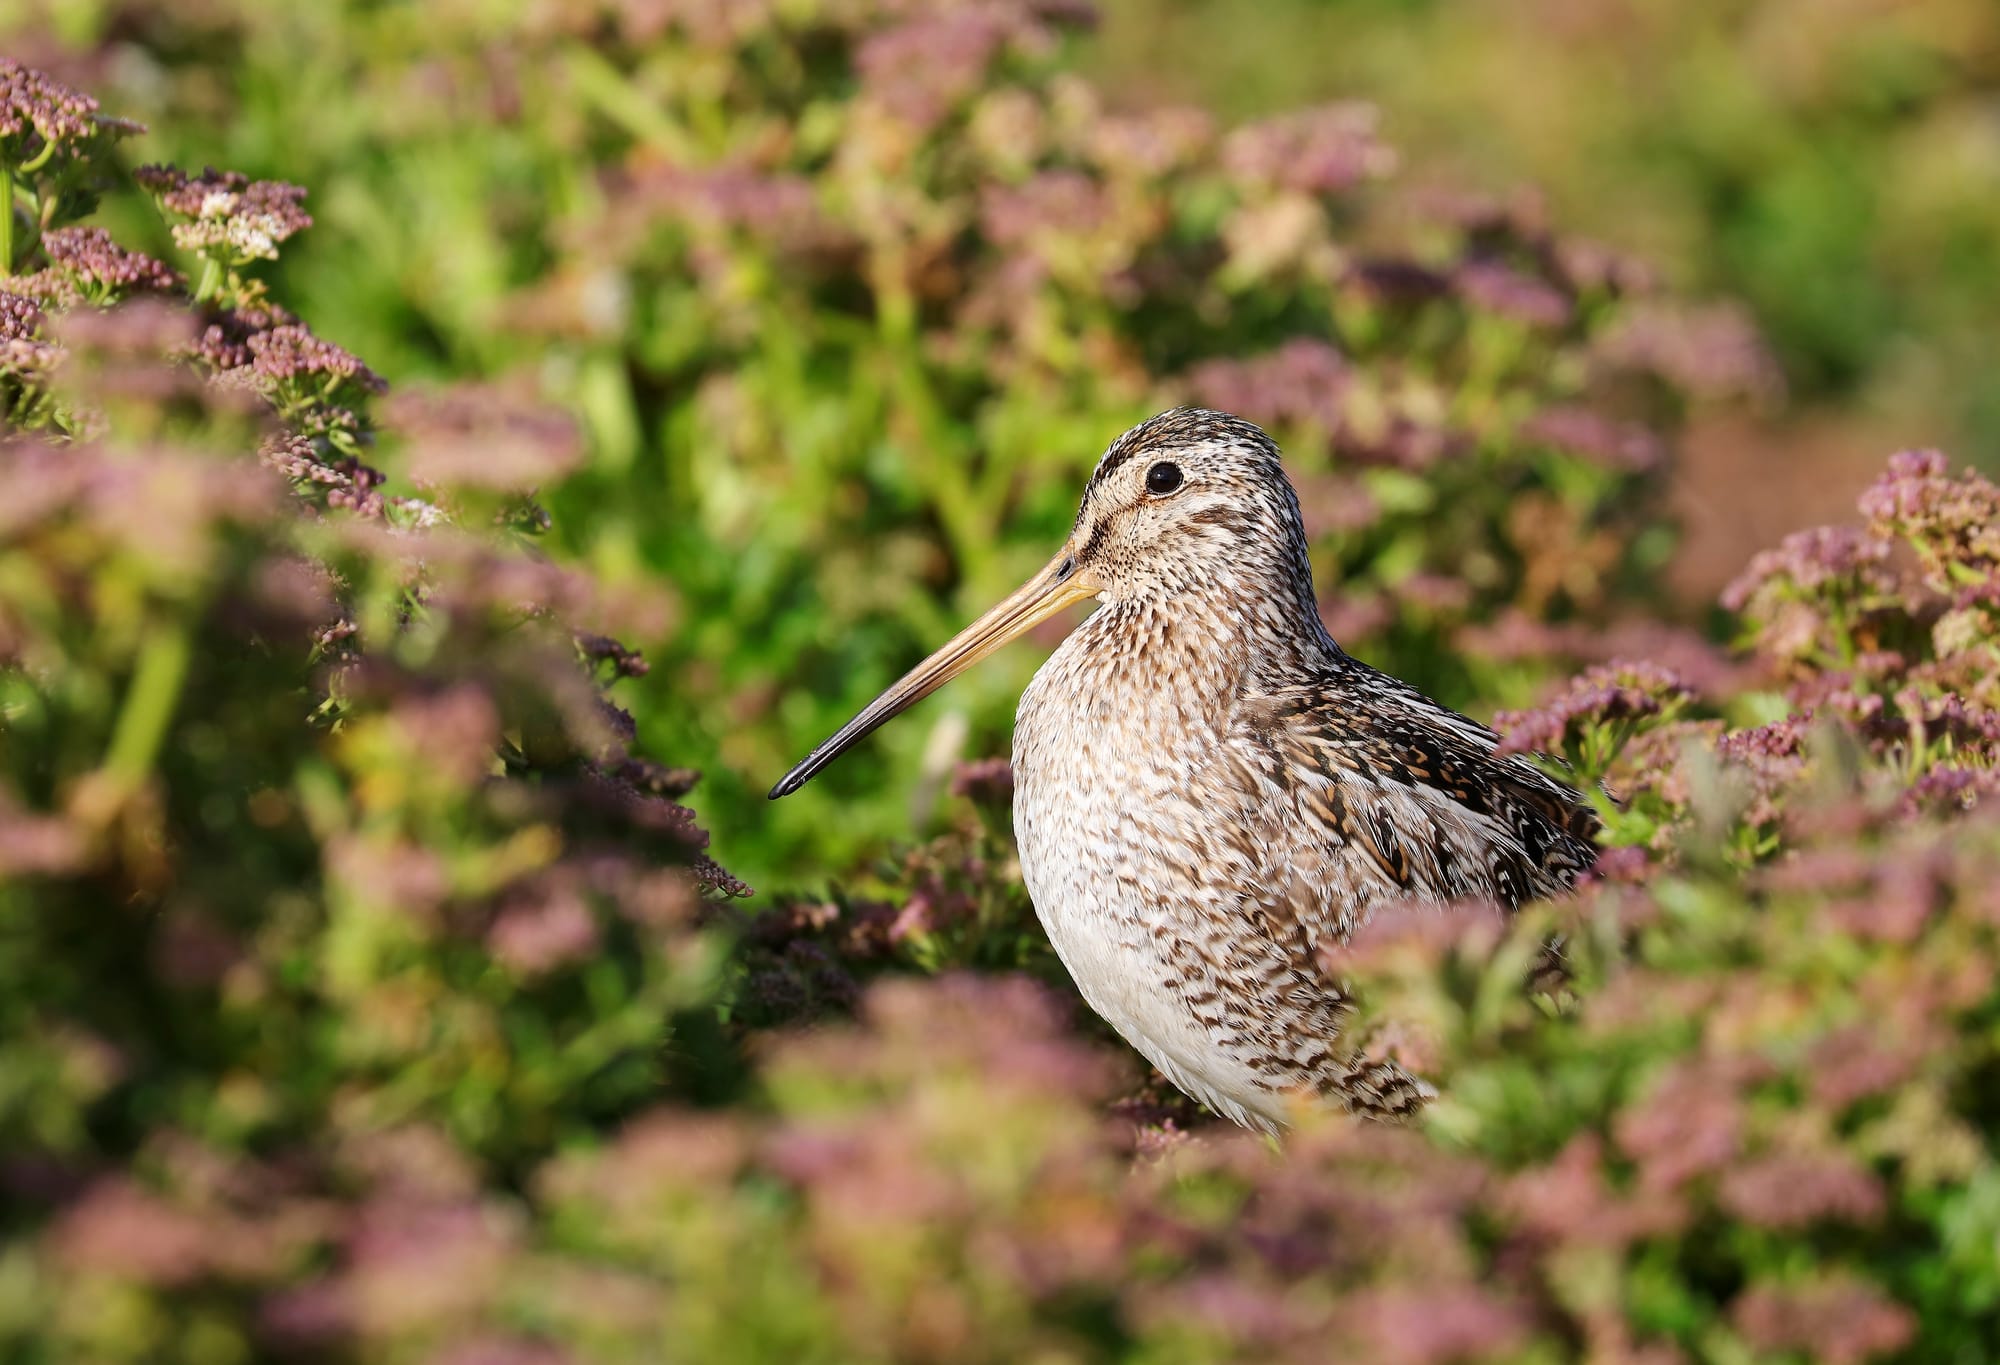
[{"left": 1227, "top": 654, "right": 1602, "bottom": 911}]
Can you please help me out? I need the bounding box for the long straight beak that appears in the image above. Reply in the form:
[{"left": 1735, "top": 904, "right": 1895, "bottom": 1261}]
[{"left": 769, "top": 550, "right": 1098, "bottom": 799}]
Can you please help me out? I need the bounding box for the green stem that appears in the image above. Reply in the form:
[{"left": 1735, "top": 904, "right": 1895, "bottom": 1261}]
[
  {"left": 564, "top": 44, "right": 696, "bottom": 159},
  {"left": 104, "top": 623, "right": 193, "bottom": 788},
  {"left": 0, "top": 168, "right": 13, "bottom": 277},
  {"left": 192, "top": 255, "right": 223, "bottom": 304}
]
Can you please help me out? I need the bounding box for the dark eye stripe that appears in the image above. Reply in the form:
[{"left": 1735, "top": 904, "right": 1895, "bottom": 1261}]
[{"left": 1078, "top": 520, "right": 1110, "bottom": 564}]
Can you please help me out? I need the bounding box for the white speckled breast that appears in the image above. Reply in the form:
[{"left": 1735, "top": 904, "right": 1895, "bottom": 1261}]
[{"left": 1011, "top": 603, "right": 1294, "bottom": 1131}]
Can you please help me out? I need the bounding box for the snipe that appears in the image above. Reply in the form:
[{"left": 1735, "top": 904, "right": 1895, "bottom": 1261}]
[{"left": 772, "top": 409, "right": 1600, "bottom": 1131}]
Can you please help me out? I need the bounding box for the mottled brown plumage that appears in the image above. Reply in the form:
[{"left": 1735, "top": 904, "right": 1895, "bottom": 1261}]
[{"left": 774, "top": 408, "right": 1600, "bottom": 1131}]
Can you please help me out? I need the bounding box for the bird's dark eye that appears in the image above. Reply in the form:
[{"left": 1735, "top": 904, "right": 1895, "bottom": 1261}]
[{"left": 1145, "top": 461, "right": 1183, "bottom": 495}]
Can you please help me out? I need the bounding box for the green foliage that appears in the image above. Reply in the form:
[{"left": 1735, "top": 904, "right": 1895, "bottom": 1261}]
[
  {"left": 1087, "top": 0, "right": 2000, "bottom": 452},
  {"left": 0, "top": 66, "right": 745, "bottom": 1359},
  {"left": 12, "top": 0, "right": 1746, "bottom": 887},
  {"left": 2, "top": 14, "right": 1999, "bottom": 1364}
]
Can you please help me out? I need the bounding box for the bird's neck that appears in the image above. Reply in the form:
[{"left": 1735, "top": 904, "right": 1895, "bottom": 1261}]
[{"left": 1071, "top": 574, "right": 1337, "bottom": 724}]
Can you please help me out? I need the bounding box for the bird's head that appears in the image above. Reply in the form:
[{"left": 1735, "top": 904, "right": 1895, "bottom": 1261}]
[
  {"left": 769, "top": 408, "right": 1318, "bottom": 798},
  {"left": 1064, "top": 407, "right": 1314, "bottom": 604}
]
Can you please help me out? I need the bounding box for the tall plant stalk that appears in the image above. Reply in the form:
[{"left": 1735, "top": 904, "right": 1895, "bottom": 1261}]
[{"left": 0, "top": 166, "right": 14, "bottom": 277}]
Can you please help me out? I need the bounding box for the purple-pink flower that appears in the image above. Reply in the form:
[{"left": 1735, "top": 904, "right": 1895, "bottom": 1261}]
[
  {"left": 1493, "top": 660, "right": 1695, "bottom": 757},
  {"left": 0, "top": 58, "right": 141, "bottom": 152},
  {"left": 1222, "top": 103, "right": 1394, "bottom": 196},
  {"left": 136, "top": 164, "right": 313, "bottom": 262},
  {"left": 35, "top": 226, "right": 184, "bottom": 297},
  {"left": 1720, "top": 524, "right": 1894, "bottom": 614}
]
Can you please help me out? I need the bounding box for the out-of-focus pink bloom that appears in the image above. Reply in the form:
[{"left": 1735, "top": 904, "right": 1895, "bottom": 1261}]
[
  {"left": 1521, "top": 404, "right": 1665, "bottom": 472},
  {"left": 51, "top": 1179, "right": 213, "bottom": 1286},
  {"left": 1596, "top": 299, "right": 1783, "bottom": 403},
  {"left": 1717, "top": 1149, "right": 1886, "bottom": 1228},
  {"left": 1456, "top": 259, "right": 1574, "bottom": 328},
  {"left": 1731, "top": 1276, "right": 1914, "bottom": 1365},
  {"left": 1222, "top": 103, "right": 1395, "bottom": 195}
]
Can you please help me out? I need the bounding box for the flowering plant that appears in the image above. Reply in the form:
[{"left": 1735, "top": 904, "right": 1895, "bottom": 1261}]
[
  {"left": 1, "top": 61, "right": 747, "bottom": 1360},
  {"left": 35, "top": 1, "right": 1790, "bottom": 884},
  {"left": 4, "top": 27, "right": 2000, "bottom": 1364}
]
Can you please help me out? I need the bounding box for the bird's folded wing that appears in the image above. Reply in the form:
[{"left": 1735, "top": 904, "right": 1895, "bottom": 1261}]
[{"left": 1233, "top": 663, "right": 1602, "bottom": 948}]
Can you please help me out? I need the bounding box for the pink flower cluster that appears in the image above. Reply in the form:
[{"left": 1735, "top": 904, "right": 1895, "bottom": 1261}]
[{"left": 1493, "top": 660, "right": 1695, "bottom": 757}]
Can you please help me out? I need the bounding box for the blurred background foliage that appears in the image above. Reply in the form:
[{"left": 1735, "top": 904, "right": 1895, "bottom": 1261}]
[
  {"left": 7, "top": 6, "right": 2000, "bottom": 1359},
  {"left": 1088, "top": 0, "right": 2000, "bottom": 607},
  {"left": 1092, "top": 0, "right": 2000, "bottom": 450},
  {"left": 2, "top": 0, "right": 1854, "bottom": 889}
]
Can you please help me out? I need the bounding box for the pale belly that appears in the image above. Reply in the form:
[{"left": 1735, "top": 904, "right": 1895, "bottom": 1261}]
[{"left": 1012, "top": 701, "right": 1295, "bottom": 1133}]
